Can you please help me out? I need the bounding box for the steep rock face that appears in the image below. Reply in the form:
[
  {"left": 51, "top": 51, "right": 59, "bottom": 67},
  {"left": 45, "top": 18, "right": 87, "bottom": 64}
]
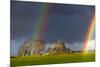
[
  {"left": 18, "top": 39, "right": 31, "bottom": 56},
  {"left": 30, "top": 40, "right": 45, "bottom": 55},
  {"left": 17, "top": 44, "right": 26, "bottom": 56},
  {"left": 18, "top": 39, "right": 45, "bottom": 56},
  {"left": 18, "top": 39, "right": 73, "bottom": 56},
  {"left": 47, "top": 40, "right": 66, "bottom": 55}
]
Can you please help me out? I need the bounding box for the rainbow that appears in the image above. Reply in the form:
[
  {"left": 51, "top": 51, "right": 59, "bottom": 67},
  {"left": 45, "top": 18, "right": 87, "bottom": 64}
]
[
  {"left": 32, "top": 3, "right": 50, "bottom": 40},
  {"left": 82, "top": 14, "right": 95, "bottom": 54},
  {"left": 31, "top": 3, "right": 95, "bottom": 54}
]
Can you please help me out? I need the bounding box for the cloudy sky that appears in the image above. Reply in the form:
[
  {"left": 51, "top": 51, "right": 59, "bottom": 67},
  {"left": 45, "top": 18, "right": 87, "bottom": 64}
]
[{"left": 10, "top": 1, "right": 95, "bottom": 56}]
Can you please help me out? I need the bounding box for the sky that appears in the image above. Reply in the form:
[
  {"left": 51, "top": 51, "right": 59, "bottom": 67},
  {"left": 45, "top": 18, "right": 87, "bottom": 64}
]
[{"left": 10, "top": 1, "right": 95, "bottom": 56}]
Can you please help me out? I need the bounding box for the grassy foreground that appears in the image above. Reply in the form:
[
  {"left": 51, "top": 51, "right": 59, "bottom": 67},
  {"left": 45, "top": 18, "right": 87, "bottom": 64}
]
[{"left": 11, "top": 52, "right": 95, "bottom": 66}]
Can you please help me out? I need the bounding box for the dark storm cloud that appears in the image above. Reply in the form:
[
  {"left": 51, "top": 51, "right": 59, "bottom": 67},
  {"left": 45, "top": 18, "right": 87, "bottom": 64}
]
[
  {"left": 11, "top": 1, "right": 95, "bottom": 43},
  {"left": 50, "top": 3, "right": 95, "bottom": 15},
  {"left": 11, "top": 1, "right": 43, "bottom": 17},
  {"left": 10, "top": 1, "right": 95, "bottom": 56},
  {"left": 11, "top": 1, "right": 42, "bottom": 39},
  {"left": 44, "top": 14, "right": 89, "bottom": 43}
]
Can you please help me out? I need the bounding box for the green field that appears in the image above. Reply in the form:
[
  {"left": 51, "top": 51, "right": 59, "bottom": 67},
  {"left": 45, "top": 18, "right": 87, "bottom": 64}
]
[{"left": 11, "top": 52, "right": 95, "bottom": 67}]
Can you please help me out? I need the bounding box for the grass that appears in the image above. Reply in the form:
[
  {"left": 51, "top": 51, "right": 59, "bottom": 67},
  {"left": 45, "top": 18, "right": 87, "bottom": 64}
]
[{"left": 10, "top": 51, "right": 95, "bottom": 67}]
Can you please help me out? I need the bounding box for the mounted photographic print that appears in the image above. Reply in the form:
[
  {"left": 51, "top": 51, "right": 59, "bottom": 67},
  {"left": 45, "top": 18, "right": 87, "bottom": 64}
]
[{"left": 10, "top": 0, "right": 95, "bottom": 66}]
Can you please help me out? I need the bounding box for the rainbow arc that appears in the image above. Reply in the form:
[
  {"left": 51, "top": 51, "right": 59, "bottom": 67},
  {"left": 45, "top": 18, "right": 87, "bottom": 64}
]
[{"left": 82, "top": 14, "right": 95, "bottom": 54}]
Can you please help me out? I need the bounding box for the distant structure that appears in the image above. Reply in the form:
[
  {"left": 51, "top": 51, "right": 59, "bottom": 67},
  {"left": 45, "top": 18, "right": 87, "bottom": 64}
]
[{"left": 66, "top": 48, "right": 73, "bottom": 53}]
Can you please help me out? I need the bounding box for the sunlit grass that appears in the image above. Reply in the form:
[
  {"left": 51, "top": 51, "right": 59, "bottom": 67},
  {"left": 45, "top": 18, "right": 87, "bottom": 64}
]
[{"left": 11, "top": 51, "right": 95, "bottom": 66}]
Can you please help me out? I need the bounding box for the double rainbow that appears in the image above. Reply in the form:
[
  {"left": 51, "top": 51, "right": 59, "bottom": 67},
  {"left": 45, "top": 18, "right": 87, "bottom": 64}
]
[{"left": 32, "top": 3, "right": 95, "bottom": 53}]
